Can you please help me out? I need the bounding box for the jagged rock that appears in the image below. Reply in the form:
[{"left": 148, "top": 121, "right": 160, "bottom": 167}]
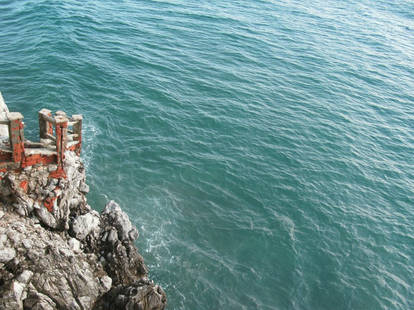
[
  {"left": 0, "top": 150, "right": 167, "bottom": 310},
  {"left": 79, "top": 182, "right": 90, "bottom": 194},
  {"left": 107, "top": 227, "right": 118, "bottom": 244},
  {"left": 0, "top": 234, "right": 7, "bottom": 246},
  {"left": 0, "top": 97, "right": 166, "bottom": 310},
  {"left": 97, "top": 201, "right": 149, "bottom": 287},
  {"left": 72, "top": 211, "right": 100, "bottom": 240},
  {"left": 1, "top": 281, "right": 25, "bottom": 309},
  {"left": 102, "top": 200, "right": 139, "bottom": 242},
  {"left": 2, "top": 271, "right": 34, "bottom": 309},
  {"left": 35, "top": 206, "right": 57, "bottom": 229},
  {"left": 0, "top": 204, "right": 167, "bottom": 309},
  {"left": 0, "top": 247, "right": 16, "bottom": 262},
  {"left": 100, "top": 276, "right": 113, "bottom": 292},
  {"left": 68, "top": 237, "right": 81, "bottom": 253},
  {"left": 0, "top": 211, "right": 111, "bottom": 310},
  {"left": 17, "top": 270, "right": 33, "bottom": 284},
  {"left": 94, "top": 278, "right": 167, "bottom": 310},
  {"left": 24, "top": 288, "right": 57, "bottom": 310}
]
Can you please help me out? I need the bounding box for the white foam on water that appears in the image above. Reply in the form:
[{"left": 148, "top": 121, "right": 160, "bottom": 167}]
[{"left": 81, "top": 119, "right": 101, "bottom": 171}]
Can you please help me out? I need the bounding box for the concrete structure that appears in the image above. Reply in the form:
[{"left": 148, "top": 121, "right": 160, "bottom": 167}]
[
  {"left": 0, "top": 94, "right": 82, "bottom": 179},
  {"left": 0, "top": 92, "right": 9, "bottom": 137}
]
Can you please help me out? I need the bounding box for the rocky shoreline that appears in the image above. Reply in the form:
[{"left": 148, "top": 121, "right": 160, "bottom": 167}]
[{"left": 0, "top": 142, "right": 167, "bottom": 309}]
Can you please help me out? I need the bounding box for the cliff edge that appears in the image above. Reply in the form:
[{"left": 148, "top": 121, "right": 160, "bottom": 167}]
[{"left": 0, "top": 96, "right": 166, "bottom": 309}]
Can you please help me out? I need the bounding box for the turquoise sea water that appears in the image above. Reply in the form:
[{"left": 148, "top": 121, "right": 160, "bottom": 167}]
[{"left": 1, "top": 0, "right": 414, "bottom": 309}]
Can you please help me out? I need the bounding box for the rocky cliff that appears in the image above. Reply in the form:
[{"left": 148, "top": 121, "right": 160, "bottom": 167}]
[{"left": 0, "top": 150, "right": 167, "bottom": 309}]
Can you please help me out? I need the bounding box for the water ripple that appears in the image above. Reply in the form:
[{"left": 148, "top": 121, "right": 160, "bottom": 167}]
[{"left": 1, "top": 0, "right": 414, "bottom": 309}]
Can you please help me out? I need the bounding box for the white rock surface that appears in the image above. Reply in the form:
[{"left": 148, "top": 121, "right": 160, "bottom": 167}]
[
  {"left": 0, "top": 247, "right": 16, "bottom": 262},
  {"left": 72, "top": 212, "right": 100, "bottom": 240},
  {"left": 68, "top": 237, "right": 81, "bottom": 253},
  {"left": 102, "top": 200, "right": 139, "bottom": 242}
]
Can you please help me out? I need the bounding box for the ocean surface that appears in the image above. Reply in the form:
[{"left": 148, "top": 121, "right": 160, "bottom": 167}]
[{"left": 1, "top": 0, "right": 414, "bottom": 309}]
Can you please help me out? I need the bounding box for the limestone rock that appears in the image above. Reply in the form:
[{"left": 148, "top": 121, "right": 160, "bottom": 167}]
[
  {"left": 102, "top": 200, "right": 139, "bottom": 242},
  {"left": 0, "top": 247, "right": 16, "bottom": 262},
  {"left": 0, "top": 143, "right": 167, "bottom": 309},
  {"left": 94, "top": 278, "right": 167, "bottom": 310},
  {"left": 0, "top": 196, "right": 167, "bottom": 310},
  {"left": 35, "top": 206, "right": 57, "bottom": 229},
  {"left": 17, "top": 270, "right": 33, "bottom": 284},
  {"left": 72, "top": 212, "right": 100, "bottom": 240},
  {"left": 79, "top": 182, "right": 90, "bottom": 194},
  {"left": 100, "top": 276, "right": 113, "bottom": 292},
  {"left": 24, "top": 289, "right": 57, "bottom": 310},
  {"left": 68, "top": 238, "right": 81, "bottom": 253}
]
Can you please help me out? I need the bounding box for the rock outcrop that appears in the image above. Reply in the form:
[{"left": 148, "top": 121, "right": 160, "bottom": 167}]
[{"left": 0, "top": 150, "right": 167, "bottom": 309}]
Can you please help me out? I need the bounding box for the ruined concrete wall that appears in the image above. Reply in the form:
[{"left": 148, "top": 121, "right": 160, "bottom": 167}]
[
  {"left": 0, "top": 92, "right": 9, "bottom": 137},
  {"left": 0, "top": 151, "right": 89, "bottom": 230}
]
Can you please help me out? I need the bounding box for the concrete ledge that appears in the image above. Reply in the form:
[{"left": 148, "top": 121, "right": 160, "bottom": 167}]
[{"left": 0, "top": 92, "right": 9, "bottom": 137}]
